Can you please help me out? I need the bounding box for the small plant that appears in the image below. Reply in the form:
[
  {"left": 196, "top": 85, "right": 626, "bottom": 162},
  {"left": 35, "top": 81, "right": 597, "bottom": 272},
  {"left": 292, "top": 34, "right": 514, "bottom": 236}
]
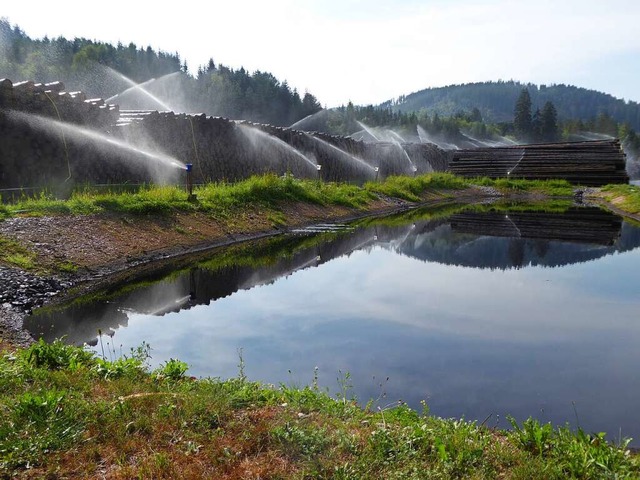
[
  {"left": 271, "top": 422, "right": 330, "bottom": 459},
  {"left": 0, "top": 237, "right": 37, "bottom": 270},
  {"left": 56, "top": 260, "right": 78, "bottom": 273},
  {"left": 22, "top": 338, "right": 93, "bottom": 370},
  {"left": 508, "top": 415, "right": 554, "bottom": 457},
  {"left": 93, "top": 356, "right": 146, "bottom": 380},
  {"left": 153, "top": 358, "right": 189, "bottom": 381}
]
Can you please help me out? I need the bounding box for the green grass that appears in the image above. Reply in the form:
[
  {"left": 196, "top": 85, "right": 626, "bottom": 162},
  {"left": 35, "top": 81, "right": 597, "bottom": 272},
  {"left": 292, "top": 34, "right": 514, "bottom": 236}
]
[
  {"left": 0, "top": 340, "right": 638, "bottom": 478},
  {"left": 1, "top": 174, "right": 583, "bottom": 221},
  {"left": 600, "top": 184, "right": 640, "bottom": 214},
  {"left": 472, "top": 177, "right": 576, "bottom": 196},
  {"left": 1, "top": 175, "right": 375, "bottom": 219},
  {"left": 365, "top": 172, "right": 470, "bottom": 201},
  {"left": 0, "top": 236, "right": 37, "bottom": 270}
]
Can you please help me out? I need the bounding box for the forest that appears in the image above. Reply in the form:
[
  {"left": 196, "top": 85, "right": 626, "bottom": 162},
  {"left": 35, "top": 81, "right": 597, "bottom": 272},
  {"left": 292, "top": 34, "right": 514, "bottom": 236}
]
[
  {"left": 383, "top": 80, "right": 640, "bottom": 132},
  {"left": 0, "top": 19, "right": 321, "bottom": 126}
]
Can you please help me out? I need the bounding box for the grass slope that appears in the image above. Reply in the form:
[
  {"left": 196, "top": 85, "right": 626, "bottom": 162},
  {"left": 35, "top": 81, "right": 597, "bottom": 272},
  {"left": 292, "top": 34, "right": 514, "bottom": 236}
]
[{"left": 0, "top": 340, "right": 638, "bottom": 479}]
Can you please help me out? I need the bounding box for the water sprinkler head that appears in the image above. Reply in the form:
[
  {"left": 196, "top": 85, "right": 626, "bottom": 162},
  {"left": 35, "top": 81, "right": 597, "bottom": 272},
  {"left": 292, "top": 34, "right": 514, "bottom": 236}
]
[
  {"left": 316, "top": 164, "right": 322, "bottom": 171},
  {"left": 186, "top": 163, "right": 193, "bottom": 172},
  {"left": 374, "top": 167, "right": 380, "bottom": 172}
]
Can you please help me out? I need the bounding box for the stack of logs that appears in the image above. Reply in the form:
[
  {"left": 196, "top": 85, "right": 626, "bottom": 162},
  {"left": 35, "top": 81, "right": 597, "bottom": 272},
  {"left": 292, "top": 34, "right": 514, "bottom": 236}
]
[
  {"left": 0, "top": 78, "right": 119, "bottom": 128},
  {"left": 448, "top": 140, "right": 629, "bottom": 186},
  {"left": 449, "top": 207, "right": 622, "bottom": 246}
]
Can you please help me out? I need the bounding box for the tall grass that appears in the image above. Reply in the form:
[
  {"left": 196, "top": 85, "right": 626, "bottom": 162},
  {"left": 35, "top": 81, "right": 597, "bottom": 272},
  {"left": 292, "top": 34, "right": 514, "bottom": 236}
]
[
  {"left": 365, "top": 172, "right": 470, "bottom": 201},
  {"left": 0, "top": 174, "right": 587, "bottom": 221},
  {"left": 473, "top": 177, "right": 576, "bottom": 196},
  {"left": 1, "top": 175, "right": 375, "bottom": 218}
]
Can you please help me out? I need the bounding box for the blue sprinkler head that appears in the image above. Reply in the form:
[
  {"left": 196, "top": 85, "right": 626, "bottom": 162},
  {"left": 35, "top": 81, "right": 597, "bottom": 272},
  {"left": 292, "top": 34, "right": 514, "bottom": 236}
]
[{"left": 186, "top": 163, "right": 193, "bottom": 172}]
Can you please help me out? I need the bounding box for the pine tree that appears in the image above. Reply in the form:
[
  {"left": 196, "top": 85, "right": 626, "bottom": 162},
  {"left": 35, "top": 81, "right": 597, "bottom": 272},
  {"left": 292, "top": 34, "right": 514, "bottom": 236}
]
[
  {"left": 514, "top": 88, "right": 532, "bottom": 140},
  {"left": 540, "top": 101, "right": 559, "bottom": 142},
  {"left": 531, "top": 108, "right": 542, "bottom": 142}
]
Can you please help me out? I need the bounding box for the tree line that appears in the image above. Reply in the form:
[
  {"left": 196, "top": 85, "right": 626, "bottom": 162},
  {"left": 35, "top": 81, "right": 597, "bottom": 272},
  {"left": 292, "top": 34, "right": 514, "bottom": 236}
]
[
  {"left": 384, "top": 80, "right": 640, "bottom": 132},
  {"left": 0, "top": 19, "right": 321, "bottom": 126}
]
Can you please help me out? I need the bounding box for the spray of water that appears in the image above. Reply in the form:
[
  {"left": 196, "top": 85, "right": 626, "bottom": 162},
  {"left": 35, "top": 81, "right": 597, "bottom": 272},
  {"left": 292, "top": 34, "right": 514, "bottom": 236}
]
[
  {"left": 305, "top": 134, "right": 377, "bottom": 174},
  {"left": 393, "top": 140, "right": 417, "bottom": 172},
  {"left": 238, "top": 124, "right": 318, "bottom": 172},
  {"left": 105, "top": 71, "right": 180, "bottom": 111},
  {"left": 9, "top": 110, "right": 186, "bottom": 171},
  {"left": 507, "top": 149, "right": 526, "bottom": 176},
  {"left": 504, "top": 215, "right": 522, "bottom": 237},
  {"left": 416, "top": 125, "right": 459, "bottom": 150},
  {"left": 144, "top": 295, "right": 191, "bottom": 316},
  {"left": 357, "top": 121, "right": 381, "bottom": 142}
]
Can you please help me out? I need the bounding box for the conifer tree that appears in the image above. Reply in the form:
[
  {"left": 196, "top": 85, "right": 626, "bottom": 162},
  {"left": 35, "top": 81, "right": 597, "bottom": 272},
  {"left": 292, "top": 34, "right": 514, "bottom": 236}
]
[
  {"left": 514, "top": 88, "right": 533, "bottom": 140},
  {"left": 541, "top": 101, "right": 559, "bottom": 142}
]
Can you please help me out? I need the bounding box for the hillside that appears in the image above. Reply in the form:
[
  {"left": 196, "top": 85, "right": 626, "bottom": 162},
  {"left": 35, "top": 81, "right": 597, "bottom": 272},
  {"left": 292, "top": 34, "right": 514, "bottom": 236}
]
[
  {"left": 382, "top": 81, "right": 640, "bottom": 131},
  {"left": 0, "top": 19, "right": 321, "bottom": 126}
]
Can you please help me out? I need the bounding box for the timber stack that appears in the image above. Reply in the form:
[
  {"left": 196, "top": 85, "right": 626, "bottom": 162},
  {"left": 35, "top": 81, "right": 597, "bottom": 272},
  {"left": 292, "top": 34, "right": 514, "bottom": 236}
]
[
  {"left": 448, "top": 139, "right": 629, "bottom": 186},
  {"left": 449, "top": 207, "right": 622, "bottom": 246}
]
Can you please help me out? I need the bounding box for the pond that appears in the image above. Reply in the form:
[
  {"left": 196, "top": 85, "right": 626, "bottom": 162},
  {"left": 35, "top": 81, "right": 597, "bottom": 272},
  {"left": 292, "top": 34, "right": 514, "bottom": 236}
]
[{"left": 26, "top": 203, "right": 640, "bottom": 443}]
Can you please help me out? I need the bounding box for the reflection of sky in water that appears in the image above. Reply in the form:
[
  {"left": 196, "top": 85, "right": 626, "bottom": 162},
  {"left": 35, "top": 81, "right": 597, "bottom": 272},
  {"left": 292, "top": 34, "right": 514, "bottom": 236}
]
[{"left": 97, "top": 243, "right": 640, "bottom": 443}]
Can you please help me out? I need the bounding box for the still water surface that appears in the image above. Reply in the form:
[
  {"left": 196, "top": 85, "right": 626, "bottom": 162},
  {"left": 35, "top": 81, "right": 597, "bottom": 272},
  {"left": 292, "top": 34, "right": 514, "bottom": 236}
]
[{"left": 27, "top": 205, "right": 640, "bottom": 442}]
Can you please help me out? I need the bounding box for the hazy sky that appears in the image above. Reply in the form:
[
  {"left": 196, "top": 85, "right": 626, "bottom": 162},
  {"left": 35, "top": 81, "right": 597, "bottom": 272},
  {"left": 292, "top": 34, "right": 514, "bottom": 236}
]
[{"left": 2, "top": 0, "right": 639, "bottom": 106}]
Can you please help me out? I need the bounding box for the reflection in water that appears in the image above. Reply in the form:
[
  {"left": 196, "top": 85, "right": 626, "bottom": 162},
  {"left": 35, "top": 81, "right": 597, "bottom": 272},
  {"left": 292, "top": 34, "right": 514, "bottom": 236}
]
[{"left": 26, "top": 205, "right": 640, "bottom": 443}]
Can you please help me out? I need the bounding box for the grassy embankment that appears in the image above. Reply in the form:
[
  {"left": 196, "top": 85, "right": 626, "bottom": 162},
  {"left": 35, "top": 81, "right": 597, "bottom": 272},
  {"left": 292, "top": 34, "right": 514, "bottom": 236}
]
[
  {"left": 0, "top": 173, "right": 579, "bottom": 272},
  {"left": 599, "top": 184, "right": 640, "bottom": 216},
  {"left": 0, "top": 173, "right": 577, "bottom": 221},
  {"left": 0, "top": 339, "right": 637, "bottom": 479}
]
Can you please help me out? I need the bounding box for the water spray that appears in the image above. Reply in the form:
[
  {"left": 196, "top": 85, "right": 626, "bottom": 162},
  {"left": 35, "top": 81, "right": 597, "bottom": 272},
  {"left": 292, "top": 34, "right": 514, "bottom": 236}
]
[{"left": 44, "top": 92, "right": 72, "bottom": 182}]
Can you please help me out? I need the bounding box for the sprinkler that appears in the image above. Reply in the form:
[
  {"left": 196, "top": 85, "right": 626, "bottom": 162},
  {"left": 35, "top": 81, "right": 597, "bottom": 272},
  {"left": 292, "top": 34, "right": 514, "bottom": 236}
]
[
  {"left": 185, "top": 163, "right": 197, "bottom": 202},
  {"left": 374, "top": 166, "right": 380, "bottom": 181}
]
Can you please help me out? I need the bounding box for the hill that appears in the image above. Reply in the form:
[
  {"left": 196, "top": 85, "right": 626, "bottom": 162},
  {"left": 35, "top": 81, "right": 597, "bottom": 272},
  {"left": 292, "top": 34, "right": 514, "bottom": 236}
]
[{"left": 382, "top": 81, "right": 640, "bottom": 131}]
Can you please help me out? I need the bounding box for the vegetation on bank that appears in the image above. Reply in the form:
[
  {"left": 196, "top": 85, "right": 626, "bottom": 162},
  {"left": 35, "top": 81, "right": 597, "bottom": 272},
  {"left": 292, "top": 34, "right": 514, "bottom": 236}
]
[
  {"left": 600, "top": 184, "right": 640, "bottom": 215},
  {"left": 0, "top": 339, "right": 637, "bottom": 479},
  {"left": 0, "top": 173, "right": 580, "bottom": 221}
]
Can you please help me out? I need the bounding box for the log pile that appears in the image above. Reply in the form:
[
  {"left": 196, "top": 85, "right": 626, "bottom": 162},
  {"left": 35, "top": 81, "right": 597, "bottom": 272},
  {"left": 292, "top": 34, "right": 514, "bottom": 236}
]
[
  {"left": 448, "top": 140, "right": 629, "bottom": 186},
  {"left": 0, "top": 78, "right": 119, "bottom": 128},
  {"left": 449, "top": 207, "right": 622, "bottom": 245}
]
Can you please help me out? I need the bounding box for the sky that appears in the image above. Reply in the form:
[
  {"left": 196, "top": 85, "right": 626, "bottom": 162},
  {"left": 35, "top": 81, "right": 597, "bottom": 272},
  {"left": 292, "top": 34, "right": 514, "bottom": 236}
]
[{"left": 2, "top": 0, "right": 640, "bottom": 107}]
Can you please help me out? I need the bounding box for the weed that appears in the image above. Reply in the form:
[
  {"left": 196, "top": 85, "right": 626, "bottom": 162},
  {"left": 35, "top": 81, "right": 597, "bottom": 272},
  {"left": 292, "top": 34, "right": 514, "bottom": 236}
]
[
  {"left": 56, "top": 260, "right": 78, "bottom": 273},
  {"left": 153, "top": 358, "right": 189, "bottom": 382},
  {"left": 22, "top": 338, "right": 93, "bottom": 370},
  {"left": 271, "top": 422, "right": 330, "bottom": 459},
  {"left": 0, "top": 236, "right": 37, "bottom": 270},
  {"left": 508, "top": 415, "right": 553, "bottom": 456}
]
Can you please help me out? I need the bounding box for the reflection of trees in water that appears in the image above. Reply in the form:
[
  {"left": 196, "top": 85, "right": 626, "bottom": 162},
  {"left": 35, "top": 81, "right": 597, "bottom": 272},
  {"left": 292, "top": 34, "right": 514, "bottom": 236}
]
[
  {"left": 508, "top": 239, "right": 526, "bottom": 268},
  {"left": 25, "top": 207, "right": 640, "bottom": 346}
]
